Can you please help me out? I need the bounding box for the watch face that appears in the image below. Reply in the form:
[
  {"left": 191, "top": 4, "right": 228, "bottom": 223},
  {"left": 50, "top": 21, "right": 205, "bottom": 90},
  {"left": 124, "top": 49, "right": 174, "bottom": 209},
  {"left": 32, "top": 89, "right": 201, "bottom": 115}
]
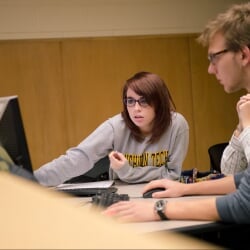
[
  {"left": 155, "top": 200, "right": 165, "bottom": 211},
  {"left": 155, "top": 200, "right": 168, "bottom": 220}
]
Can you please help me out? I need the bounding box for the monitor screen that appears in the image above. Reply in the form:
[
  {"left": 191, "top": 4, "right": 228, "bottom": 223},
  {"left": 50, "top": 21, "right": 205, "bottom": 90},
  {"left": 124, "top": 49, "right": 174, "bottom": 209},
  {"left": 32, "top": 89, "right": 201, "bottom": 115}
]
[{"left": 0, "top": 95, "right": 33, "bottom": 173}]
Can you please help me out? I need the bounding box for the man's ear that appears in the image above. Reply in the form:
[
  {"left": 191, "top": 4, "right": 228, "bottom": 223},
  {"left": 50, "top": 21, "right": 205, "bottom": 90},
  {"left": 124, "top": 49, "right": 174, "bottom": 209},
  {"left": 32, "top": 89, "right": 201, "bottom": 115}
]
[{"left": 241, "top": 46, "right": 250, "bottom": 65}]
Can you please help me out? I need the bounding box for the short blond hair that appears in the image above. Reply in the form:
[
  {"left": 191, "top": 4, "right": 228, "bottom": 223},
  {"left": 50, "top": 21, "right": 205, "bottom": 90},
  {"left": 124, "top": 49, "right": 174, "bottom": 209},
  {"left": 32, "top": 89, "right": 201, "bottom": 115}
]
[{"left": 197, "top": 2, "right": 250, "bottom": 51}]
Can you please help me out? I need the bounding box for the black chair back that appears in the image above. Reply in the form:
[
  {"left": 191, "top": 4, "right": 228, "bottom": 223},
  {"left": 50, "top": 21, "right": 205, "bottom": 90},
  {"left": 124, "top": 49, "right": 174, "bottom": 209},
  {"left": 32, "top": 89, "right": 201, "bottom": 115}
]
[{"left": 208, "top": 142, "right": 229, "bottom": 172}]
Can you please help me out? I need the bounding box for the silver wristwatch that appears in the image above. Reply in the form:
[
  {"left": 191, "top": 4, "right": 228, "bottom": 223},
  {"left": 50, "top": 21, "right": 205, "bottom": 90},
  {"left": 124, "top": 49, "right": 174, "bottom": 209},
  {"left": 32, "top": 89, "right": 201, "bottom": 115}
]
[{"left": 154, "top": 200, "right": 168, "bottom": 220}]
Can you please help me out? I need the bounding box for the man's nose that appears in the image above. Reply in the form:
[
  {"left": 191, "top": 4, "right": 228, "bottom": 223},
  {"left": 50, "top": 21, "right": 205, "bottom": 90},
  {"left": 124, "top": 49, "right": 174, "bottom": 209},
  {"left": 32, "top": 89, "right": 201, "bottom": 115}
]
[{"left": 208, "top": 63, "right": 216, "bottom": 75}]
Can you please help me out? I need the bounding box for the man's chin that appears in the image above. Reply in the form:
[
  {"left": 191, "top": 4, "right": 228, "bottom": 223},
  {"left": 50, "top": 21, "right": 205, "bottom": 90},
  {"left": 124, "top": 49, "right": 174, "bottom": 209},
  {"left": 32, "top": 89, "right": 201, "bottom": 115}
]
[
  {"left": 224, "top": 85, "right": 241, "bottom": 94},
  {"left": 224, "top": 87, "right": 233, "bottom": 94}
]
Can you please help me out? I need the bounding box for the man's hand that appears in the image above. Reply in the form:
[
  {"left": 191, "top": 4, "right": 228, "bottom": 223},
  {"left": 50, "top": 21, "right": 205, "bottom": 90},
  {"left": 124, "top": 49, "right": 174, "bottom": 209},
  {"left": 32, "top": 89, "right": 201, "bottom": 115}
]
[{"left": 237, "top": 94, "right": 250, "bottom": 129}]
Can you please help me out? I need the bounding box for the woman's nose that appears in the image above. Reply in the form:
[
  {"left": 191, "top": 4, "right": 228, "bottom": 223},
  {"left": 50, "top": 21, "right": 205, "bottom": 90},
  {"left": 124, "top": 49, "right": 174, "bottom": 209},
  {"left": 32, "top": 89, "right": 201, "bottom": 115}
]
[{"left": 134, "top": 102, "right": 141, "bottom": 110}]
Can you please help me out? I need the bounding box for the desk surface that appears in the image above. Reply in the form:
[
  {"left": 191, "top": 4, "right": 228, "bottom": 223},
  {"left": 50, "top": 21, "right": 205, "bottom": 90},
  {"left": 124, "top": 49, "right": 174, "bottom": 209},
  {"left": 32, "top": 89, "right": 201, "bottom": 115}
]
[
  {"left": 62, "top": 180, "right": 249, "bottom": 249},
  {"left": 72, "top": 180, "right": 220, "bottom": 234}
]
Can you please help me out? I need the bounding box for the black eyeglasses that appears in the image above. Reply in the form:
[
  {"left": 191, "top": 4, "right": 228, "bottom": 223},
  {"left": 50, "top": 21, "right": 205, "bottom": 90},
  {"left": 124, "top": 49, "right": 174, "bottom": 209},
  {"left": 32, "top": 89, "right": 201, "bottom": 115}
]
[
  {"left": 124, "top": 97, "right": 149, "bottom": 107},
  {"left": 208, "top": 49, "right": 229, "bottom": 65}
]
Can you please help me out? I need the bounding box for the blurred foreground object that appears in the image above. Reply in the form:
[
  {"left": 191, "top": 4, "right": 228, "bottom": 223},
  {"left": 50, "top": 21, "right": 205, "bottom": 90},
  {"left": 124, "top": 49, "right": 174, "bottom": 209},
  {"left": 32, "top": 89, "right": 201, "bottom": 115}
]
[{"left": 0, "top": 172, "right": 219, "bottom": 249}]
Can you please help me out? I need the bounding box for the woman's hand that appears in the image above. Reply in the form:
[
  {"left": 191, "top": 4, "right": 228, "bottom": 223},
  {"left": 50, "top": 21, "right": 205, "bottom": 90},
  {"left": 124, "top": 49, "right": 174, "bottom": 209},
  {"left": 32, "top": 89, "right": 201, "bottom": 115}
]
[{"left": 109, "top": 151, "right": 128, "bottom": 170}]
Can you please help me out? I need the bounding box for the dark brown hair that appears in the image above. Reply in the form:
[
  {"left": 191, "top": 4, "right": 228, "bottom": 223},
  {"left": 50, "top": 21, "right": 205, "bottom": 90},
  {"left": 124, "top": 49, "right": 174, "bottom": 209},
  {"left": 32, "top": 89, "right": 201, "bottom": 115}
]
[{"left": 121, "top": 71, "right": 176, "bottom": 143}]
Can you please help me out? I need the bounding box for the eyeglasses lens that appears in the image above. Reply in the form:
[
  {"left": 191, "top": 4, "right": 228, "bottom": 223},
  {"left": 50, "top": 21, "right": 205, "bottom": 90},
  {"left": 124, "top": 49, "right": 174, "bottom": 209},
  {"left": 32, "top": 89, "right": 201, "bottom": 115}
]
[{"left": 125, "top": 98, "right": 148, "bottom": 107}]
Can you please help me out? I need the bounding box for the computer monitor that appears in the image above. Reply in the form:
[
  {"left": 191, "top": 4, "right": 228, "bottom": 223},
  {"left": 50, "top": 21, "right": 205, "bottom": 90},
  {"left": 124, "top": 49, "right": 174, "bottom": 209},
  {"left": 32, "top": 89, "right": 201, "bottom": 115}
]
[{"left": 0, "top": 95, "right": 33, "bottom": 173}]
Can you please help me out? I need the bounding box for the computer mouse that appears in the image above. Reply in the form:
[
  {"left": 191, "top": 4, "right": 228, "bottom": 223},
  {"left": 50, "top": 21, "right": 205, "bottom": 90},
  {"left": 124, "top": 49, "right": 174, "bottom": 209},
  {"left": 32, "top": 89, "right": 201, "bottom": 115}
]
[{"left": 142, "top": 187, "right": 165, "bottom": 198}]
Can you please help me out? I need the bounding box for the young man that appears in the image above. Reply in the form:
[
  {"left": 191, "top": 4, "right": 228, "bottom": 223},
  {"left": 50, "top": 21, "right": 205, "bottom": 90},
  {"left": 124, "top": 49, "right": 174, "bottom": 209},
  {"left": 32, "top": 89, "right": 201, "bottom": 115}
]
[{"left": 104, "top": 2, "right": 250, "bottom": 224}]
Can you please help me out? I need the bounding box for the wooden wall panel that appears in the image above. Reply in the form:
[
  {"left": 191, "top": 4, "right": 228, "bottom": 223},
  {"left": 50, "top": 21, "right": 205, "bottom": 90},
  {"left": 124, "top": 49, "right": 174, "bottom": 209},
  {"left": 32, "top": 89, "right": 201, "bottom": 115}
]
[
  {"left": 0, "top": 35, "right": 242, "bottom": 173},
  {"left": 0, "top": 41, "right": 68, "bottom": 169}
]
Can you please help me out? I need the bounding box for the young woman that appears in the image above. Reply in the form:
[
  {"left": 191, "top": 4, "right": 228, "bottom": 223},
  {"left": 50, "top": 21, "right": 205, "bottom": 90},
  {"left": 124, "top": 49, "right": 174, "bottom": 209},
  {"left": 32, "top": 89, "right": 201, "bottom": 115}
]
[{"left": 34, "top": 71, "right": 189, "bottom": 186}]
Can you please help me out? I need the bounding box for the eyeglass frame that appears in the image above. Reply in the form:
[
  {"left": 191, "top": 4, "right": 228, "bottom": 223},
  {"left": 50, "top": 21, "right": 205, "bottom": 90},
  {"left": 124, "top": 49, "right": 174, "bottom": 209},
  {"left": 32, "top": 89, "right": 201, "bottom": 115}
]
[
  {"left": 208, "top": 49, "right": 229, "bottom": 65},
  {"left": 123, "top": 97, "right": 149, "bottom": 107}
]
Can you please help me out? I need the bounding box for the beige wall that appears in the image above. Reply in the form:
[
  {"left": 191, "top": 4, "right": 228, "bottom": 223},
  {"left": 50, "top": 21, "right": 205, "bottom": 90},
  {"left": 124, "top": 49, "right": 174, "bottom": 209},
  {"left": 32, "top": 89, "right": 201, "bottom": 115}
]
[{"left": 0, "top": 0, "right": 247, "bottom": 40}]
